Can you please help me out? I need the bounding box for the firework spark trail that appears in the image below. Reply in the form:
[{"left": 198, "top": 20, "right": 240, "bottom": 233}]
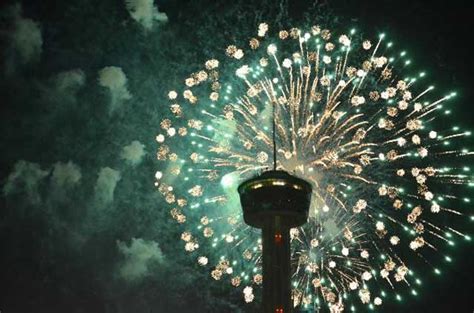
[{"left": 155, "top": 23, "right": 472, "bottom": 311}]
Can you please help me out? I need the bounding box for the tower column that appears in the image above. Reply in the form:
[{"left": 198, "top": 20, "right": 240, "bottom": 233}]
[{"left": 262, "top": 216, "right": 292, "bottom": 313}]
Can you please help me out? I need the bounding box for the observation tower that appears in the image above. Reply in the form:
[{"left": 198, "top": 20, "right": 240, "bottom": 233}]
[{"left": 238, "top": 170, "right": 312, "bottom": 312}]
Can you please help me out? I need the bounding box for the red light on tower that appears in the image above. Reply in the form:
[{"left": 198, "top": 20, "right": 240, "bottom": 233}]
[{"left": 274, "top": 233, "right": 282, "bottom": 244}]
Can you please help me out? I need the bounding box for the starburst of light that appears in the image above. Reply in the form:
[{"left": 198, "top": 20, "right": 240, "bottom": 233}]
[{"left": 155, "top": 23, "right": 472, "bottom": 311}]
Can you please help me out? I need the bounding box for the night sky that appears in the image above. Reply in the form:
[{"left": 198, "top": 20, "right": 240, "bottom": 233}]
[{"left": 1, "top": 0, "right": 473, "bottom": 312}]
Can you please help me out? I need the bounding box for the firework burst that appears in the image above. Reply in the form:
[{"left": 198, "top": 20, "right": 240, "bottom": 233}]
[{"left": 155, "top": 23, "right": 472, "bottom": 311}]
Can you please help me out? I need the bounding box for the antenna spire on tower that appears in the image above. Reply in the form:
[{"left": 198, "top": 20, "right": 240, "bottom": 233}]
[{"left": 272, "top": 101, "right": 277, "bottom": 170}]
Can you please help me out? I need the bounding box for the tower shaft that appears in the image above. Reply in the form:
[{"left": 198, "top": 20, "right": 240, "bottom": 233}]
[{"left": 262, "top": 216, "right": 292, "bottom": 313}]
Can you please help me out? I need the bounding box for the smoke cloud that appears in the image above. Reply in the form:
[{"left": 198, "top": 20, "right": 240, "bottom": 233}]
[
  {"left": 8, "top": 3, "right": 43, "bottom": 65},
  {"left": 51, "top": 161, "right": 82, "bottom": 188},
  {"left": 54, "top": 69, "right": 86, "bottom": 95},
  {"left": 121, "top": 140, "right": 146, "bottom": 166},
  {"left": 3, "top": 160, "right": 49, "bottom": 203},
  {"left": 124, "top": 0, "right": 168, "bottom": 30},
  {"left": 117, "top": 238, "right": 164, "bottom": 281},
  {"left": 98, "top": 66, "right": 132, "bottom": 112},
  {"left": 94, "top": 167, "right": 121, "bottom": 205}
]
